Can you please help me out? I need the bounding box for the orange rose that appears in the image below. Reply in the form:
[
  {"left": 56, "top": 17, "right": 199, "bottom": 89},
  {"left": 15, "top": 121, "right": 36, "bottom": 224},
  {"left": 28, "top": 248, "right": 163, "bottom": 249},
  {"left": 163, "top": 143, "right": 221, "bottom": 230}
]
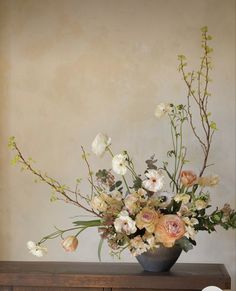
[
  {"left": 155, "top": 215, "right": 185, "bottom": 247},
  {"left": 61, "top": 236, "right": 78, "bottom": 252},
  {"left": 180, "top": 170, "right": 197, "bottom": 187}
]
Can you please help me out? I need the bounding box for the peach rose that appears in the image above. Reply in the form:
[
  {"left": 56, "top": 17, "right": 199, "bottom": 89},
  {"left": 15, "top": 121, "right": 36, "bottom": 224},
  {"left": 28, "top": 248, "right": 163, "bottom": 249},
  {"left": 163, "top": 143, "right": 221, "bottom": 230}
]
[
  {"left": 136, "top": 208, "right": 159, "bottom": 233},
  {"left": 61, "top": 236, "right": 78, "bottom": 252},
  {"left": 180, "top": 170, "right": 197, "bottom": 187},
  {"left": 155, "top": 214, "right": 185, "bottom": 247}
]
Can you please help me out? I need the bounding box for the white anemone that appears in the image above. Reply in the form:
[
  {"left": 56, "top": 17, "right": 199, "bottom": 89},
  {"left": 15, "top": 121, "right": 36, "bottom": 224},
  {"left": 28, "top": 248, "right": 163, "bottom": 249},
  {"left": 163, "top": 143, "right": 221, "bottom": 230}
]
[
  {"left": 91, "top": 133, "right": 111, "bottom": 157},
  {"left": 142, "top": 169, "right": 164, "bottom": 192},
  {"left": 114, "top": 210, "right": 137, "bottom": 235},
  {"left": 112, "top": 153, "right": 128, "bottom": 175}
]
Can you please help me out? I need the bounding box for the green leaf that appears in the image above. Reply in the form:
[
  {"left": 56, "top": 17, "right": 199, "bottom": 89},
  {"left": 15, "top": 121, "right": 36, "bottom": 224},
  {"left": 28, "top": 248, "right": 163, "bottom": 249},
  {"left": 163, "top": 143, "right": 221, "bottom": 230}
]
[
  {"left": 50, "top": 192, "right": 57, "bottom": 202},
  {"left": 201, "top": 26, "right": 208, "bottom": 33},
  {"left": 73, "top": 219, "right": 101, "bottom": 227},
  {"left": 115, "top": 181, "right": 122, "bottom": 188},
  {"left": 8, "top": 136, "right": 16, "bottom": 149},
  {"left": 178, "top": 54, "right": 186, "bottom": 61},
  {"left": 11, "top": 155, "right": 20, "bottom": 165},
  {"left": 98, "top": 237, "right": 104, "bottom": 262},
  {"left": 210, "top": 121, "right": 218, "bottom": 130},
  {"left": 76, "top": 178, "right": 82, "bottom": 184},
  {"left": 176, "top": 237, "right": 193, "bottom": 252}
]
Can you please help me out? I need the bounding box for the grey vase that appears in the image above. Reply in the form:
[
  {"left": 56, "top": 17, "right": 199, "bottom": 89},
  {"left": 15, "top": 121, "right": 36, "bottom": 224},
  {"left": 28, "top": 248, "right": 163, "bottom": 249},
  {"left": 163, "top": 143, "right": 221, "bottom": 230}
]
[{"left": 136, "top": 245, "right": 182, "bottom": 272}]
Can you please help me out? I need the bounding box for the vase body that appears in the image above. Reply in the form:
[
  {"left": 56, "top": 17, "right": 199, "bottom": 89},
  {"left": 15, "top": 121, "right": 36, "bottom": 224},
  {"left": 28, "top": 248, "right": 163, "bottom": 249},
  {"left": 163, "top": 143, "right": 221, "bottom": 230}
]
[{"left": 136, "top": 245, "right": 182, "bottom": 272}]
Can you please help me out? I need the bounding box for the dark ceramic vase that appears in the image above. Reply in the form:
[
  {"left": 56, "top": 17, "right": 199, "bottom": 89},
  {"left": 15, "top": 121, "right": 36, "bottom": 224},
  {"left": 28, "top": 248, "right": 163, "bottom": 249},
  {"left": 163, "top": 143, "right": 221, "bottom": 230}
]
[{"left": 136, "top": 245, "right": 182, "bottom": 272}]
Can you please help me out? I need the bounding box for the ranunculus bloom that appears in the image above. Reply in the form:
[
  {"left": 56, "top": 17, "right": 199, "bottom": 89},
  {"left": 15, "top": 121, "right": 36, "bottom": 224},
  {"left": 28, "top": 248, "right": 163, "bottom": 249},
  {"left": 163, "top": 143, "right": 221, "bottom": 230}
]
[
  {"left": 112, "top": 154, "right": 128, "bottom": 175},
  {"left": 100, "top": 192, "right": 123, "bottom": 212},
  {"left": 174, "top": 193, "right": 190, "bottom": 204},
  {"left": 114, "top": 210, "right": 137, "bottom": 235},
  {"left": 195, "top": 199, "right": 208, "bottom": 210},
  {"left": 91, "top": 133, "right": 111, "bottom": 157},
  {"left": 125, "top": 194, "right": 139, "bottom": 214},
  {"left": 91, "top": 195, "right": 108, "bottom": 212},
  {"left": 142, "top": 169, "right": 164, "bottom": 192},
  {"left": 27, "top": 241, "right": 47, "bottom": 257},
  {"left": 155, "top": 215, "right": 185, "bottom": 247},
  {"left": 155, "top": 103, "right": 172, "bottom": 118},
  {"left": 136, "top": 207, "right": 159, "bottom": 233},
  {"left": 180, "top": 170, "right": 197, "bottom": 187},
  {"left": 61, "top": 236, "right": 78, "bottom": 252}
]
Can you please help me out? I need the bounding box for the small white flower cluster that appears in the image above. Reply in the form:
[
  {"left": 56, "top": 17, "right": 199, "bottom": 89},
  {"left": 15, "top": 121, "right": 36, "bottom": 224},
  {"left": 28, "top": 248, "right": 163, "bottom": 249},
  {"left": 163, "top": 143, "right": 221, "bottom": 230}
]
[
  {"left": 155, "top": 103, "right": 172, "bottom": 118},
  {"left": 27, "top": 241, "right": 47, "bottom": 257}
]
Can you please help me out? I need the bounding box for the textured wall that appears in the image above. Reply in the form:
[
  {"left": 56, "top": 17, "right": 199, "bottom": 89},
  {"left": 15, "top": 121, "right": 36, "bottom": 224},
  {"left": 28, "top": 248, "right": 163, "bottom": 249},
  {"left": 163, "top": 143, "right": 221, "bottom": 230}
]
[{"left": 0, "top": 0, "right": 235, "bottom": 289}]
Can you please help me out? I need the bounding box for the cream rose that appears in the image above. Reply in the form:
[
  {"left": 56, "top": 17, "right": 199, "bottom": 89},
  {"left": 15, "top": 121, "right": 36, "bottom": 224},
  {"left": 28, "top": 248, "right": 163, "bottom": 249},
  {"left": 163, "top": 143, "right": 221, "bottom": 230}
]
[
  {"left": 136, "top": 207, "right": 159, "bottom": 233},
  {"left": 91, "top": 195, "right": 107, "bottom": 212}
]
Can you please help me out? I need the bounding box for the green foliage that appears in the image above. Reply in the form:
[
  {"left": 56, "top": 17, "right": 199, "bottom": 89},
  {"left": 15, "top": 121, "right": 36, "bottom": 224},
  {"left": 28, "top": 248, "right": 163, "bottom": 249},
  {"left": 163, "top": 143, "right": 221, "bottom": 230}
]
[
  {"left": 176, "top": 237, "right": 193, "bottom": 252},
  {"left": 50, "top": 191, "right": 58, "bottom": 202},
  {"left": 210, "top": 121, "right": 218, "bottom": 130},
  {"left": 73, "top": 219, "right": 101, "bottom": 227},
  {"left": 132, "top": 176, "right": 142, "bottom": 191},
  {"left": 11, "top": 154, "right": 20, "bottom": 166},
  {"left": 8, "top": 136, "right": 16, "bottom": 149},
  {"left": 145, "top": 154, "right": 158, "bottom": 170}
]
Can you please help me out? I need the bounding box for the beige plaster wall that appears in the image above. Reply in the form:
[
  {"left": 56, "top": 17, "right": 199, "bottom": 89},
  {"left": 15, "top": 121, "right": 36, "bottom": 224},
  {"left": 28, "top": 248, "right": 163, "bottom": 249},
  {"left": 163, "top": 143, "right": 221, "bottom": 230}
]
[{"left": 0, "top": 0, "right": 235, "bottom": 289}]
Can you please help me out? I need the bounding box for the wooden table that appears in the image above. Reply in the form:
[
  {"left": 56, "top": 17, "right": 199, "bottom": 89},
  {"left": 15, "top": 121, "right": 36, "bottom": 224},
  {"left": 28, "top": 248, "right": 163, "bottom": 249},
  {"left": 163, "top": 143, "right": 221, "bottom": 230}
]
[{"left": 0, "top": 261, "right": 231, "bottom": 291}]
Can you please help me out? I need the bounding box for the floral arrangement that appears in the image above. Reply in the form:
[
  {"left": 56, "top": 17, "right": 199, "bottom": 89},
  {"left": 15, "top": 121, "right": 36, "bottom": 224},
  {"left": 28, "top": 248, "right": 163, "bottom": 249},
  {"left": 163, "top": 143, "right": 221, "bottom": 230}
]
[{"left": 9, "top": 27, "right": 236, "bottom": 259}]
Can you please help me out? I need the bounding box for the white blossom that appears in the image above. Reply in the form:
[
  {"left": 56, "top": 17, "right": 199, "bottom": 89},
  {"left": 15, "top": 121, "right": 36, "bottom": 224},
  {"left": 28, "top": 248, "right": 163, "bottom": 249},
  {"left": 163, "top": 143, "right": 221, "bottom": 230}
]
[
  {"left": 142, "top": 169, "right": 164, "bottom": 192},
  {"left": 155, "top": 103, "right": 172, "bottom": 118},
  {"left": 91, "top": 133, "right": 111, "bottom": 157},
  {"left": 27, "top": 241, "right": 47, "bottom": 257},
  {"left": 114, "top": 210, "right": 137, "bottom": 235},
  {"left": 112, "top": 154, "right": 128, "bottom": 175}
]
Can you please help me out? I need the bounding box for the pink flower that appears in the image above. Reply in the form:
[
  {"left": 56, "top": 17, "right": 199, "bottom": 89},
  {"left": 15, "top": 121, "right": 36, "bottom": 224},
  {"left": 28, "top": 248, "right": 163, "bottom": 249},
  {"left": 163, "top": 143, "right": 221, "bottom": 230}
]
[
  {"left": 61, "top": 236, "right": 78, "bottom": 252},
  {"left": 155, "top": 215, "right": 185, "bottom": 247},
  {"left": 180, "top": 170, "right": 197, "bottom": 187}
]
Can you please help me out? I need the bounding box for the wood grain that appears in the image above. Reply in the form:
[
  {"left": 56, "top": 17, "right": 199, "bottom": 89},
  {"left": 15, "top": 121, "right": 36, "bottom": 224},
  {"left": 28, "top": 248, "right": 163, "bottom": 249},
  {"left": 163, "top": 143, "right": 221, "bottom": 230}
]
[{"left": 0, "top": 262, "right": 231, "bottom": 290}]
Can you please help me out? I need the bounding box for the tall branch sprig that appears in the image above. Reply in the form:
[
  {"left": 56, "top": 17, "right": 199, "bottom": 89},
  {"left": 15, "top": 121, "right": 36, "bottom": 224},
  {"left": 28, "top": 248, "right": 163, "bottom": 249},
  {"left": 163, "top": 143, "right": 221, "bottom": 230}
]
[
  {"left": 8, "top": 137, "right": 101, "bottom": 217},
  {"left": 178, "top": 26, "right": 217, "bottom": 177}
]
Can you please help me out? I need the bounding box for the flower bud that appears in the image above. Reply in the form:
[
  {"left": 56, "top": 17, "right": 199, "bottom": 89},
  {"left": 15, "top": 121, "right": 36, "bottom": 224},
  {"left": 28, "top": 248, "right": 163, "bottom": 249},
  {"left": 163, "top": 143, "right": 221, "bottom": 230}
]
[
  {"left": 180, "top": 170, "right": 197, "bottom": 187},
  {"left": 61, "top": 236, "right": 78, "bottom": 252}
]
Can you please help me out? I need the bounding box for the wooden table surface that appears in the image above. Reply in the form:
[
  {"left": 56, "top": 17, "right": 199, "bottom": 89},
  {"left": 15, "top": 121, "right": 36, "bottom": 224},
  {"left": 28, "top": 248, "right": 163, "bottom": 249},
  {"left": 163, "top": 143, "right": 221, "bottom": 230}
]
[{"left": 0, "top": 261, "right": 231, "bottom": 290}]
